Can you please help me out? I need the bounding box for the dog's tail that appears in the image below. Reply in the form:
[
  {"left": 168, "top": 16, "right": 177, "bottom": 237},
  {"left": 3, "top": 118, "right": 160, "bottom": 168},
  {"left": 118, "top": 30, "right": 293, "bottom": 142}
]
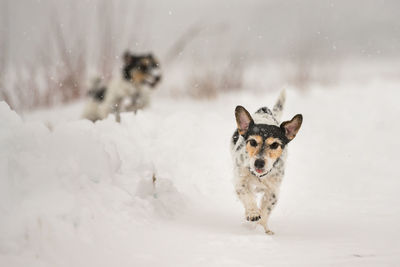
[{"left": 272, "top": 89, "right": 286, "bottom": 121}]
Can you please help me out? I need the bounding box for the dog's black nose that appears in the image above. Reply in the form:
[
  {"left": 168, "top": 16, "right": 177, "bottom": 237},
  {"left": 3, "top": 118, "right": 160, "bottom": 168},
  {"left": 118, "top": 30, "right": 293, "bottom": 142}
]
[{"left": 254, "top": 159, "right": 265, "bottom": 169}]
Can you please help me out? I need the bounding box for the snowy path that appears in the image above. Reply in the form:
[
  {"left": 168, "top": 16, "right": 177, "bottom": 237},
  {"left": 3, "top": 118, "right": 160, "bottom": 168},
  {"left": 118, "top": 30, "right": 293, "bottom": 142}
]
[{"left": 1, "top": 84, "right": 400, "bottom": 266}]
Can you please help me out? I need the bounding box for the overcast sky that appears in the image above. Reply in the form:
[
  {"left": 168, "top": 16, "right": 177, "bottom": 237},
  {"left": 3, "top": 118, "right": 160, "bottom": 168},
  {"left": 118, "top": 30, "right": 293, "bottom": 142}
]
[{"left": 2, "top": 0, "right": 400, "bottom": 65}]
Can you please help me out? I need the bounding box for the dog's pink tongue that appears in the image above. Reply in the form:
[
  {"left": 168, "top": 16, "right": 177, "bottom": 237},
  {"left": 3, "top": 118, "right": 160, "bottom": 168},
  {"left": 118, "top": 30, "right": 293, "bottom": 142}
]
[{"left": 256, "top": 169, "right": 263, "bottom": 174}]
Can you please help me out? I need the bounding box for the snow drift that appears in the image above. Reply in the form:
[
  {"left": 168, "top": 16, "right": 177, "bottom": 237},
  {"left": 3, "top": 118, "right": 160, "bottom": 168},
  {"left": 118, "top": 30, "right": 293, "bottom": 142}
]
[{"left": 1, "top": 82, "right": 400, "bottom": 266}]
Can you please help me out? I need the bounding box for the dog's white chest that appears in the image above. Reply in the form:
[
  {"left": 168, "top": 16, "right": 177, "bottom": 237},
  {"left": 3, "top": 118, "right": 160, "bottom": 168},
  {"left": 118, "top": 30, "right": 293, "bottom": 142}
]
[{"left": 249, "top": 173, "right": 281, "bottom": 193}]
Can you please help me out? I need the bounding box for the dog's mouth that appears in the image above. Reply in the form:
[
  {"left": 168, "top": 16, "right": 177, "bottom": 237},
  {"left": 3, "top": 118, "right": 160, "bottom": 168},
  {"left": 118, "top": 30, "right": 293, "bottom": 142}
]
[
  {"left": 250, "top": 167, "right": 273, "bottom": 178},
  {"left": 255, "top": 168, "right": 264, "bottom": 174},
  {"left": 145, "top": 75, "right": 161, "bottom": 87}
]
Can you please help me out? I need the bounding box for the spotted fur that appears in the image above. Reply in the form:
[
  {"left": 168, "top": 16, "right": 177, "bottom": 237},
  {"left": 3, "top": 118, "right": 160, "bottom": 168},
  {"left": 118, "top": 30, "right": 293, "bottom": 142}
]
[{"left": 231, "top": 90, "right": 302, "bottom": 234}]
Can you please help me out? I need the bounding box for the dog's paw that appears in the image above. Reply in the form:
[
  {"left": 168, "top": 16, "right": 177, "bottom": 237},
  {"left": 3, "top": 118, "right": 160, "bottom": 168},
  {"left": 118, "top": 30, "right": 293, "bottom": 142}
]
[
  {"left": 265, "top": 229, "right": 275, "bottom": 235},
  {"left": 246, "top": 209, "right": 261, "bottom": 222}
]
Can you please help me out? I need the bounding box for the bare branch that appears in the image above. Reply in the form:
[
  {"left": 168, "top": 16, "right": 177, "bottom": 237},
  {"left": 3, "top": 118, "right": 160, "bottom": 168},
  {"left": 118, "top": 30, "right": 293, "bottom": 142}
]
[
  {"left": 163, "top": 24, "right": 203, "bottom": 65},
  {"left": 97, "top": 0, "right": 116, "bottom": 82}
]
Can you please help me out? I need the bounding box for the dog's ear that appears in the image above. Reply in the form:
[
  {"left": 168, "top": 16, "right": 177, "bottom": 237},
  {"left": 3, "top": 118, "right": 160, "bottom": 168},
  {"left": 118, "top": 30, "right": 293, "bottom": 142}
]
[
  {"left": 235, "top": 106, "right": 253, "bottom": 136},
  {"left": 123, "top": 51, "right": 132, "bottom": 64},
  {"left": 280, "top": 114, "right": 303, "bottom": 141}
]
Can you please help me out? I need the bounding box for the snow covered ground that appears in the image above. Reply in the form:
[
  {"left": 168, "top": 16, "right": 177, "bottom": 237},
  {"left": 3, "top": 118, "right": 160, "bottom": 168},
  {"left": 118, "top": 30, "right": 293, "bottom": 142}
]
[{"left": 1, "top": 81, "right": 400, "bottom": 266}]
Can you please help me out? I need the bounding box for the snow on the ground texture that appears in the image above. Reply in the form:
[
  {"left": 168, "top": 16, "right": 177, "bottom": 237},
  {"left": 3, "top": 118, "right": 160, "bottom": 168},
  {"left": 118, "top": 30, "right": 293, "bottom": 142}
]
[{"left": 1, "top": 82, "right": 400, "bottom": 266}]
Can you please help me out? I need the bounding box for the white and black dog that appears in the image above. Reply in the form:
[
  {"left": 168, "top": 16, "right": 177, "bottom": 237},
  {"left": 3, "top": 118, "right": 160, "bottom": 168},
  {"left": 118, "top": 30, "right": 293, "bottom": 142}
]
[
  {"left": 231, "top": 91, "right": 302, "bottom": 234},
  {"left": 82, "top": 51, "right": 162, "bottom": 122}
]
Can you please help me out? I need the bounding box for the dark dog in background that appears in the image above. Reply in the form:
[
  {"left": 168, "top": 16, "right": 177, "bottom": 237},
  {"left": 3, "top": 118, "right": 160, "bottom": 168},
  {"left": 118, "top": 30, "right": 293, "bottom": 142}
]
[{"left": 82, "top": 51, "right": 162, "bottom": 122}]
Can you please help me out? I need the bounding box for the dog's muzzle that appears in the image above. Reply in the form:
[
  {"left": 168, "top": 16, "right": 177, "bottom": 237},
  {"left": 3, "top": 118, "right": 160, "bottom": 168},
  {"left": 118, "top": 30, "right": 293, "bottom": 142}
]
[
  {"left": 146, "top": 68, "right": 162, "bottom": 88},
  {"left": 250, "top": 157, "right": 281, "bottom": 178}
]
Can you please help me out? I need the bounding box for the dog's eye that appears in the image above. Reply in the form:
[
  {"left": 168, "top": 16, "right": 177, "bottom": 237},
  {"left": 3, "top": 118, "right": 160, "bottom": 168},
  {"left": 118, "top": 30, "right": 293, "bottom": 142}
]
[
  {"left": 248, "top": 140, "right": 258, "bottom": 147},
  {"left": 269, "top": 142, "right": 280, "bottom": 149}
]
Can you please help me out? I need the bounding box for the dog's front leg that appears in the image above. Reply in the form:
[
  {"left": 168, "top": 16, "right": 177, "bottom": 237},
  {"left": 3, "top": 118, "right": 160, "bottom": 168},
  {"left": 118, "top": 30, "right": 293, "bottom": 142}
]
[
  {"left": 258, "top": 191, "right": 277, "bottom": 235},
  {"left": 110, "top": 97, "right": 123, "bottom": 122},
  {"left": 235, "top": 176, "right": 261, "bottom": 222}
]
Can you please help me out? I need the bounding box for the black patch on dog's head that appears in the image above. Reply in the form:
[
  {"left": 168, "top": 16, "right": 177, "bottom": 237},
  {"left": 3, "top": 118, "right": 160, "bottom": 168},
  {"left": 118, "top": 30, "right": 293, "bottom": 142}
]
[
  {"left": 122, "top": 51, "right": 161, "bottom": 87},
  {"left": 247, "top": 124, "right": 289, "bottom": 147},
  {"left": 122, "top": 52, "right": 140, "bottom": 80},
  {"left": 232, "top": 129, "right": 240, "bottom": 145}
]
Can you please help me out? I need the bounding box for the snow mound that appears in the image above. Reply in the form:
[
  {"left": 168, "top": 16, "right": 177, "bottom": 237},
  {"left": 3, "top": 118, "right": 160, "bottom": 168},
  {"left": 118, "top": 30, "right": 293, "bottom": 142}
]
[{"left": 0, "top": 101, "right": 186, "bottom": 255}]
